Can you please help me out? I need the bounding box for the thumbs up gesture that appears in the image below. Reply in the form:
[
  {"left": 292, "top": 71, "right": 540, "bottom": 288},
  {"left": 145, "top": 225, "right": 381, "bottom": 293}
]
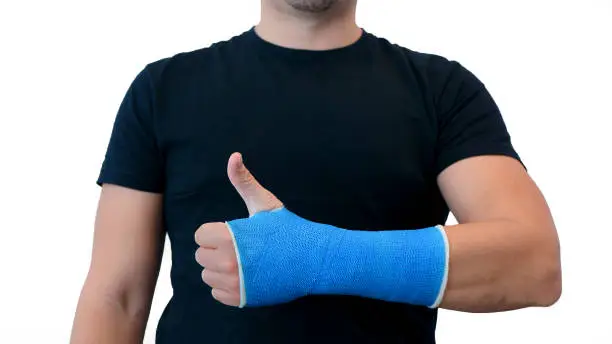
[
  {"left": 195, "top": 153, "right": 449, "bottom": 309},
  {"left": 194, "top": 152, "right": 284, "bottom": 307}
]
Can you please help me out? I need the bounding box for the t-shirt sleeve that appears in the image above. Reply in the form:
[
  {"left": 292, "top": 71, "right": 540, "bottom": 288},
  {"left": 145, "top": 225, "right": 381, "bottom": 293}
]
[
  {"left": 433, "top": 60, "right": 524, "bottom": 175},
  {"left": 96, "top": 66, "right": 164, "bottom": 193}
]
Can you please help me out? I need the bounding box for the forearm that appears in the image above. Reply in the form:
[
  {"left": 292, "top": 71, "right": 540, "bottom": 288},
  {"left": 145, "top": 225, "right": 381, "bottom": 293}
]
[
  {"left": 70, "top": 283, "right": 150, "bottom": 344},
  {"left": 227, "top": 208, "right": 561, "bottom": 311},
  {"left": 307, "top": 219, "right": 562, "bottom": 312},
  {"left": 439, "top": 219, "right": 562, "bottom": 312}
]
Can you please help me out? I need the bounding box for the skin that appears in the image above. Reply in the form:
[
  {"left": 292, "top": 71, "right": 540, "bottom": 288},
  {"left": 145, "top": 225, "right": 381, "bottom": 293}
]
[
  {"left": 257, "top": 0, "right": 361, "bottom": 51},
  {"left": 71, "top": 1, "right": 561, "bottom": 342},
  {"left": 71, "top": 2, "right": 353, "bottom": 341},
  {"left": 196, "top": 153, "right": 562, "bottom": 311},
  {"left": 283, "top": 0, "right": 338, "bottom": 12},
  {"left": 70, "top": 185, "right": 164, "bottom": 343}
]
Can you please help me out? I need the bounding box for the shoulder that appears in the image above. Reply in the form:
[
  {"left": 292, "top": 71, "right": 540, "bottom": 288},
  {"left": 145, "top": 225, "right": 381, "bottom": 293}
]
[
  {"left": 142, "top": 29, "right": 250, "bottom": 87},
  {"left": 366, "top": 31, "right": 483, "bottom": 94}
]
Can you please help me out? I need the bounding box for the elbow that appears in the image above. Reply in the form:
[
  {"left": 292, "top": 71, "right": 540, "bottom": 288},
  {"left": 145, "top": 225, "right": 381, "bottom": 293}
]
[
  {"left": 534, "top": 264, "right": 562, "bottom": 307},
  {"left": 532, "top": 241, "right": 562, "bottom": 307},
  {"left": 101, "top": 285, "right": 152, "bottom": 320},
  {"left": 83, "top": 273, "right": 154, "bottom": 320}
]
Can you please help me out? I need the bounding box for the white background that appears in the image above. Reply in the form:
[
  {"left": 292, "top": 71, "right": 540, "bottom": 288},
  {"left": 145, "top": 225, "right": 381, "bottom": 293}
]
[{"left": 1, "top": 0, "right": 611, "bottom": 343}]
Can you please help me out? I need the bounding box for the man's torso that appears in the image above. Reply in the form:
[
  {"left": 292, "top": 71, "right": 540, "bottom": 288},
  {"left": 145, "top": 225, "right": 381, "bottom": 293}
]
[{"left": 147, "top": 28, "right": 451, "bottom": 343}]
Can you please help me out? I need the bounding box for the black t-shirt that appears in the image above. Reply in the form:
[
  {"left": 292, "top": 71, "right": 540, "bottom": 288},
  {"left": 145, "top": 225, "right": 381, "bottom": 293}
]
[{"left": 97, "top": 27, "right": 521, "bottom": 344}]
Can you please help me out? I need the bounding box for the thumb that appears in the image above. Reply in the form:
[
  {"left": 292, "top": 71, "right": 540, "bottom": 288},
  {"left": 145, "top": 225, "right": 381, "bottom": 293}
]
[{"left": 227, "top": 152, "right": 284, "bottom": 217}]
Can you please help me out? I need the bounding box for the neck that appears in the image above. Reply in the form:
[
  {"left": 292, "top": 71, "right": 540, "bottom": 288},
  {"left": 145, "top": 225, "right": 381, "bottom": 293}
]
[{"left": 256, "top": 1, "right": 361, "bottom": 51}]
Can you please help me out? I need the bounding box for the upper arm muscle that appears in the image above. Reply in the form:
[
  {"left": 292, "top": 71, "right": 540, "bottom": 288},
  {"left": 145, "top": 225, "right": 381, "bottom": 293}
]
[
  {"left": 437, "top": 155, "right": 555, "bottom": 230},
  {"left": 87, "top": 184, "right": 164, "bottom": 302}
]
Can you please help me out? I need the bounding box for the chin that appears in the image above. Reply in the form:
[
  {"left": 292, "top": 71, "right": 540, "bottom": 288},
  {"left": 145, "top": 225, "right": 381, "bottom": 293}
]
[{"left": 285, "top": 0, "right": 338, "bottom": 13}]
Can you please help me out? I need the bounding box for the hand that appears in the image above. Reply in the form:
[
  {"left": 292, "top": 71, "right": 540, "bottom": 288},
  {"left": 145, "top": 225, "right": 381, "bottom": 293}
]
[{"left": 194, "top": 152, "right": 284, "bottom": 306}]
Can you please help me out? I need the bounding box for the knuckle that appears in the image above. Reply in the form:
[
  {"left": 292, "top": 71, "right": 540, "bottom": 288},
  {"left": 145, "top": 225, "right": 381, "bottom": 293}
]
[
  {"left": 221, "top": 232, "right": 234, "bottom": 246},
  {"left": 241, "top": 170, "right": 254, "bottom": 184},
  {"left": 221, "top": 259, "right": 237, "bottom": 272}
]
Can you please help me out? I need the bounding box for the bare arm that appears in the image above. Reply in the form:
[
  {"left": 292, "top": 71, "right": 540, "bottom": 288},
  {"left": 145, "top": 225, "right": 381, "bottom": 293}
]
[
  {"left": 70, "top": 184, "right": 164, "bottom": 343},
  {"left": 437, "top": 155, "right": 562, "bottom": 312}
]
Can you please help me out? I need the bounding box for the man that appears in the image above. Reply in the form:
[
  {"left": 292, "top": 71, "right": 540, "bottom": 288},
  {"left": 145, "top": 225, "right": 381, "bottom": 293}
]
[{"left": 70, "top": 0, "right": 562, "bottom": 343}]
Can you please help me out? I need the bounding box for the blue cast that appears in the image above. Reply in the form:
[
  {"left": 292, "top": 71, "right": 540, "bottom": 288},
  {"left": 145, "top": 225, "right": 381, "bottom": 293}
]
[{"left": 225, "top": 207, "right": 449, "bottom": 308}]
